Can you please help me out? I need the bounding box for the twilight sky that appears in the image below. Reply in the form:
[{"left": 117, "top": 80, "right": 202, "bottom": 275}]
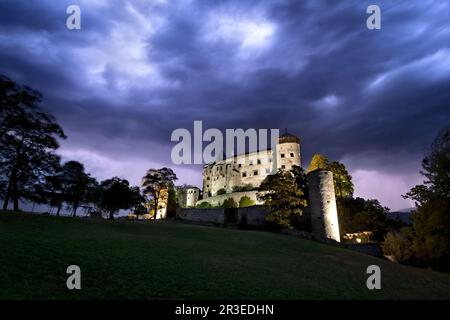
[{"left": 1, "top": 0, "right": 449, "bottom": 210}]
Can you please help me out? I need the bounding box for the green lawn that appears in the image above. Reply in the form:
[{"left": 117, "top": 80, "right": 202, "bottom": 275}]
[{"left": 1, "top": 211, "right": 449, "bottom": 299}]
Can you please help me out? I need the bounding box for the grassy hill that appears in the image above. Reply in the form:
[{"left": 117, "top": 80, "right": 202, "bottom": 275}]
[{"left": 1, "top": 210, "right": 449, "bottom": 299}]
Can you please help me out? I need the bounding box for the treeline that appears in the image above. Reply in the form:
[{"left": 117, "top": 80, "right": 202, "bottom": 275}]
[{"left": 0, "top": 75, "right": 178, "bottom": 219}]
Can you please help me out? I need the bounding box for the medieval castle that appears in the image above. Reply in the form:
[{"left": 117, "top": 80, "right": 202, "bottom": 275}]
[{"left": 180, "top": 132, "right": 341, "bottom": 242}]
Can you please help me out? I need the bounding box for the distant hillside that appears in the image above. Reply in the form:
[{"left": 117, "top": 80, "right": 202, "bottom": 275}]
[{"left": 1, "top": 211, "right": 449, "bottom": 299}]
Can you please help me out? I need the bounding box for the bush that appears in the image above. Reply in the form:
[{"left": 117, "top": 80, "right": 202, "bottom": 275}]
[
  {"left": 196, "top": 202, "right": 212, "bottom": 209},
  {"left": 221, "top": 198, "right": 237, "bottom": 208},
  {"left": 382, "top": 228, "right": 413, "bottom": 263},
  {"left": 239, "top": 196, "right": 255, "bottom": 208},
  {"left": 216, "top": 188, "right": 226, "bottom": 195},
  {"left": 232, "top": 184, "right": 255, "bottom": 192}
]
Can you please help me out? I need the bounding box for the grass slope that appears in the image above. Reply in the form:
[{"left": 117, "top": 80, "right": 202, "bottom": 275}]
[{"left": 1, "top": 211, "right": 449, "bottom": 299}]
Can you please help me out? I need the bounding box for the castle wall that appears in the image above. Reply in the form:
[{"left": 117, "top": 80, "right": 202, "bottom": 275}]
[
  {"left": 307, "top": 170, "right": 341, "bottom": 242},
  {"left": 196, "top": 190, "right": 264, "bottom": 207},
  {"left": 176, "top": 205, "right": 268, "bottom": 227}
]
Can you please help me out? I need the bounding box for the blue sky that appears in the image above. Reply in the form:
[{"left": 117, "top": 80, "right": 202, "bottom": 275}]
[{"left": 1, "top": 0, "right": 449, "bottom": 210}]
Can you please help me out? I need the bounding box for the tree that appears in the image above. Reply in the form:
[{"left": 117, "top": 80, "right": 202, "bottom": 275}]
[
  {"left": 307, "top": 154, "right": 329, "bottom": 172},
  {"left": 129, "top": 186, "right": 147, "bottom": 220},
  {"left": 142, "top": 168, "right": 177, "bottom": 220},
  {"left": 258, "top": 170, "right": 307, "bottom": 229},
  {"left": 44, "top": 161, "right": 96, "bottom": 217},
  {"left": 239, "top": 196, "right": 255, "bottom": 208},
  {"left": 221, "top": 198, "right": 237, "bottom": 208},
  {"left": 403, "top": 125, "right": 450, "bottom": 271},
  {"left": 0, "top": 75, "right": 66, "bottom": 211},
  {"left": 329, "top": 161, "right": 354, "bottom": 199},
  {"left": 99, "top": 177, "right": 135, "bottom": 220},
  {"left": 291, "top": 165, "right": 309, "bottom": 201},
  {"left": 337, "top": 197, "right": 389, "bottom": 241},
  {"left": 382, "top": 228, "right": 413, "bottom": 263}
]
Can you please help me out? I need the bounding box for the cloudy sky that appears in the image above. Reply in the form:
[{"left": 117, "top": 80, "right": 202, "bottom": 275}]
[{"left": 1, "top": 0, "right": 449, "bottom": 210}]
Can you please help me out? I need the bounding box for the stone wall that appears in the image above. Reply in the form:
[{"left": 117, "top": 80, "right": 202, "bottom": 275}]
[
  {"left": 176, "top": 205, "right": 268, "bottom": 227},
  {"left": 176, "top": 208, "right": 226, "bottom": 224},
  {"left": 195, "top": 190, "right": 264, "bottom": 207}
]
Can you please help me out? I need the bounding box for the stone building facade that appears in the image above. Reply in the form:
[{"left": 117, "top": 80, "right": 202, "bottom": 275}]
[{"left": 202, "top": 133, "right": 301, "bottom": 198}]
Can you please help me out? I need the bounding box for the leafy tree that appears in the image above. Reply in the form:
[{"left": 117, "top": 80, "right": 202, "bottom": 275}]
[
  {"left": 44, "top": 161, "right": 96, "bottom": 217},
  {"left": 403, "top": 125, "right": 450, "bottom": 271},
  {"left": 129, "top": 186, "right": 147, "bottom": 220},
  {"left": 328, "top": 161, "right": 354, "bottom": 199},
  {"left": 142, "top": 168, "right": 177, "bottom": 220},
  {"left": 258, "top": 170, "right": 307, "bottom": 229},
  {"left": 291, "top": 165, "right": 309, "bottom": 201},
  {"left": 99, "top": 177, "right": 135, "bottom": 220},
  {"left": 239, "top": 196, "right": 255, "bottom": 208},
  {"left": 337, "top": 197, "right": 389, "bottom": 241},
  {"left": 166, "top": 186, "right": 178, "bottom": 218},
  {"left": 221, "top": 198, "right": 237, "bottom": 208},
  {"left": 0, "top": 76, "right": 66, "bottom": 211},
  {"left": 382, "top": 228, "right": 413, "bottom": 263},
  {"left": 307, "top": 154, "right": 329, "bottom": 172}
]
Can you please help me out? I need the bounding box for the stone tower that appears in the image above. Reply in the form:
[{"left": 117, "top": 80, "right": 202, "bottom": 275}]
[
  {"left": 307, "top": 170, "right": 341, "bottom": 242},
  {"left": 275, "top": 131, "right": 301, "bottom": 172},
  {"left": 186, "top": 187, "right": 200, "bottom": 207}
]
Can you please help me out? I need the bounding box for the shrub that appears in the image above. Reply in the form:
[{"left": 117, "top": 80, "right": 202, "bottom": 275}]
[
  {"left": 382, "top": 228, "right": 413, "bottom": 263},
  {"left": 239, "top": 196, "right": 255, "bottom": 208},
  {"left": 221, "top": 198, "right": 237, "bottom": 208},
  {"left": 216, "top": 188, "right": 226, "bottom": 195},
  {"left": 196, "top": 202, "right": 212, "bottom": 209}
]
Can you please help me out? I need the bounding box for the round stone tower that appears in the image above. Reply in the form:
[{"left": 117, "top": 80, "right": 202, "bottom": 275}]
[
  {"left": 186, "top": 187, "right": 200, "bottom": 207},
  {"left": 275, "top": 131, "right": 301, "bottom": 172},
  {"left": 306, "top": 170, "right": 341, "bottom": 242}
]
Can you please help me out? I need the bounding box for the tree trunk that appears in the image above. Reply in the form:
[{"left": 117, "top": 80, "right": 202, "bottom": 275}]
[
  {"left": 2, "top": 195, "right": 9, "bottom": 210},
  {"left": 72, "top": 206, "right": 78, "bottom": 217},
  {"left": 56, "top": 202, "right": 62, "bottom": 216},
  {"left": 109, "top": 211, "right": 114, "bottom": 220},
  {"left": 13, "top": 191, "right": 19, "bottom": 211}
]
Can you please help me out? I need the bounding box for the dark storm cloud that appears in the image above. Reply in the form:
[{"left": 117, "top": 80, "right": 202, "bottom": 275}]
[{"left": 0, "top": 0, "right": 449, "bottom": 209}]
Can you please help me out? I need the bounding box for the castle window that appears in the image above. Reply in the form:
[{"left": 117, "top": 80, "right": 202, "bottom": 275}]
[
  {"left": 269, "top": 158, "right": 272, "bottom": 163},
  {"left": 249, "top": 160, "right": 253, "bottom": 165},
  {"left": 290, "top": 153, "right": 294, "bottom": 157},
  {"left": 242, "top": 172, "right": 247, "bottom": 177},
  {"left": 257, "top": 159, "right": 261, "bottom": 164},
  {"left": 253, "top": 170, "right": 258, "bottom": 175},
  {"left": 265, "top": 168, "right": 270, "bottom": 174},
  {"left": 238, "top": 164, "right": 242, "bottom": 168},
  {"left": 281, "top": 153, "right": 285, "bottom": 158},
  {"left": 281, "top": 165, "right": 286, "bottom": 169}
]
